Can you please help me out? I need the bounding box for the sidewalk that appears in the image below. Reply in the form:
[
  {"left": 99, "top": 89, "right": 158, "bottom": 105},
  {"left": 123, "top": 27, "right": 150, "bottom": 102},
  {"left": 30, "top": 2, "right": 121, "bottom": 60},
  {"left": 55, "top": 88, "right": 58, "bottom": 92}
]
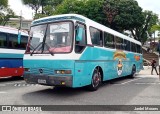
[{"left": 139, "top": 66, "right": 159, "bottom": 75}]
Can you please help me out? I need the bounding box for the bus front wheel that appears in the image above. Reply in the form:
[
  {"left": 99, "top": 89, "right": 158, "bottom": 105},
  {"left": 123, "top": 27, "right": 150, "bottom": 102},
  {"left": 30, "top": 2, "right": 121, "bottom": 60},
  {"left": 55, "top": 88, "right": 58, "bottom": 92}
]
[{"left": 88, "top": 68, "right": 102, "bottom": 91}]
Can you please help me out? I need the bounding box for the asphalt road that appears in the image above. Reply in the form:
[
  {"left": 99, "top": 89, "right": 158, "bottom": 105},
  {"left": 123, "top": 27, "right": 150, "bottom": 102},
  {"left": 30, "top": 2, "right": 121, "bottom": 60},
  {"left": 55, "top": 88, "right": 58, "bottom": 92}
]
[{"left": 0, "top": 72, "right": 160, "bottom": 114}]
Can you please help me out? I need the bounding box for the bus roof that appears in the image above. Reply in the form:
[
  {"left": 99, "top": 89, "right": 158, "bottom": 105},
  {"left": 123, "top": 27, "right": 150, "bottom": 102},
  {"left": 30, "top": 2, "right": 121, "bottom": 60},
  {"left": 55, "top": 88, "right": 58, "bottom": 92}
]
[
  {"left": 0, "top": 26, "right": 28, "bottom": 36},
  {"left": 32, "top": 14, "right": 141, "bottom": 45}
]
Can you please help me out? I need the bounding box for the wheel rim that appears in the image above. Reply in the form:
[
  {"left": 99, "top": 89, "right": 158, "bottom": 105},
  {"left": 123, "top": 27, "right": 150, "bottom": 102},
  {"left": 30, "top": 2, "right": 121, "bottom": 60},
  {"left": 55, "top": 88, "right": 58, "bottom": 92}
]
[{"left": 92, "top": 71, "right": 101, "bottom": 88}]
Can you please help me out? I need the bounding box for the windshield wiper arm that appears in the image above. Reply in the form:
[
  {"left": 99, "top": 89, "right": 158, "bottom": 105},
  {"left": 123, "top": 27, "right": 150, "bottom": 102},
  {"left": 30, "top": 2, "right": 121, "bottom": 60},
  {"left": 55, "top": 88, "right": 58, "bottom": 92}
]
[
  {"left": 30, "top": 42, "right": 43, "bottom": 56},
  {"left": 45, "top": 43, "right": 54, "bottom": 56}
]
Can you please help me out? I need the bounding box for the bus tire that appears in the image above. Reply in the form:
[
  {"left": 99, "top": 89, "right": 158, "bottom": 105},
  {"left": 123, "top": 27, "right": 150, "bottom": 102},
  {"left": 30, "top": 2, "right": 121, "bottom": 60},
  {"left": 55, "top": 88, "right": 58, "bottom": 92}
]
[
  {"left": 130, "top": 65, "right": 136, "bottom": 78},
  {"left": 87, "top": 68, "right": 102, "bottom": 91}
]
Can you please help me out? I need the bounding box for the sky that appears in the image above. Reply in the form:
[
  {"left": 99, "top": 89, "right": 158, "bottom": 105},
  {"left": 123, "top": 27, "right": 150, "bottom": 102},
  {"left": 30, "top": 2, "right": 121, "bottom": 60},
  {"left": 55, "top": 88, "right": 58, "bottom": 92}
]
[
  {"left": 8, "top": 0, "right": 160, "bottom": 19},
  {"left": 8, "top": 0, "right": 34, "bottom": 19}
]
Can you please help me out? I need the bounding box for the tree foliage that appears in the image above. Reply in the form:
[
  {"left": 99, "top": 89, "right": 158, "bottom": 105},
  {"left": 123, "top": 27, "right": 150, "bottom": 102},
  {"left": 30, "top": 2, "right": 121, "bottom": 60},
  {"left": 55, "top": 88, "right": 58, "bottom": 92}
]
[
  {"left": 22, "top": 0, "right": 159, "bottom": 43},
  {"left": 21, "top": 0, "right": 41, "bottom": 14},
  {"left": 0, "top": 0, "right": 17, "bottom": 26},
  {"left": 103, "top": 0, "right": 144, "bottom": 35},
  {"left": 131, "top": 11, "right": 159, "bottom": 44},
  {"left": 0, "top": 0, "right": 8, "bottom": 9},
  {"left": 151, "top": 25, "right": 160, "bottom": 32},
  {"left": 0, "top": 7, "right": 16, "bottom": 26},
  {"left": 103, "top": 0, "right": 159, "bottom": 43},
  {"left": 55, "top": 0, "right": 107, "bottom": 25},
  {"left": 21, "top": 0, "right": 64, "bottom": 18}
]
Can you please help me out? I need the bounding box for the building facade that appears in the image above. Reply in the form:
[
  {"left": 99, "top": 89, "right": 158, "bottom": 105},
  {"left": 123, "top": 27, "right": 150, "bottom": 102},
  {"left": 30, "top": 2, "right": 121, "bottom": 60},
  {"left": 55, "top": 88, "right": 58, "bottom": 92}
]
[{"left": 6, "top": 18, "right": 32, "bottom": 31}]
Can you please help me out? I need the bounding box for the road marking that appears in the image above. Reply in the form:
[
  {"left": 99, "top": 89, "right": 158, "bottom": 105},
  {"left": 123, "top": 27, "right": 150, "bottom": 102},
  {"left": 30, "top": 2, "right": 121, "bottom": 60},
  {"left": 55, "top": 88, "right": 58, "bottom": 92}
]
[
  {"left": 0, "top": 84, "right": 6, "bottom": 86},
  {"left": 0, "top": 91, "right": 7, "bottom": 94},
  {"left": 135, "top": 82, "right": 160, "bottom": 85},
  {"left": 0, "top": 76, "right": 12, "bottom": 79},
  {"left": 5, "top": 81, "right": 24, "bottom": 85},
  {"left": 120, "top": 77, "right": 144, "bottom": 85}
]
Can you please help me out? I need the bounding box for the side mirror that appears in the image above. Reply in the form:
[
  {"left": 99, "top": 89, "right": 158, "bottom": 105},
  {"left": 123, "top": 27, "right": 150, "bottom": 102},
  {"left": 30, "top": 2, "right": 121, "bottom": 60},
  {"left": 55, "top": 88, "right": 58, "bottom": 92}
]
[
  {"left": 76, "top": 27, "right": 83, "bottom": 41},
  {"left": 18, "top": 31, "right": 21, "bottom": 44}
]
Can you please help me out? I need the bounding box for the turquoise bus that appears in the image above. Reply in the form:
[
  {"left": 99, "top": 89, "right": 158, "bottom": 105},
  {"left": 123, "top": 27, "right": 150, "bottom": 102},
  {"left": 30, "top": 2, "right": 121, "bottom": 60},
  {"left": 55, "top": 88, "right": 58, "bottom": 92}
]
[{"left": 23, "top": 14, "right": 143, "bottom": 91}]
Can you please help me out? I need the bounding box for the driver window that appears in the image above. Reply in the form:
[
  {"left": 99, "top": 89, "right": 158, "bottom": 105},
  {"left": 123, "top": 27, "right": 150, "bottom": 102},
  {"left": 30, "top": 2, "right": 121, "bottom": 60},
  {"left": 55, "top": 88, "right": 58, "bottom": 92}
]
[{"left": 75, "top": 23, "right": 86, "bottom": 53}]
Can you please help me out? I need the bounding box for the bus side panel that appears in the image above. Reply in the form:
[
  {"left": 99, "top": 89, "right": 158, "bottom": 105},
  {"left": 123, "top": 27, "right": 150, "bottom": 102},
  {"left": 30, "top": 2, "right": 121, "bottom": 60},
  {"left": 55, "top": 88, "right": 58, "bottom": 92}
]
[
  {"left": 0, "top": 59, "right": 23, "bottom": 77},
  {"left": 74, "top": 61, "right": 91, "bottom": 87},
  {"left": 74, "top": 61, "right": 105, "bottom": 87},
  {"left": 103, "top": 60, "right": 118, "bottom": 80},
  {"left": 128, "top": 53, "right": 143, "bottom": 73},
  {"left": 0, "top": 68, "right": 24, "bottom": 77},
  {"left": 79, "top": 47, "right": 119, "bottom": 81}
]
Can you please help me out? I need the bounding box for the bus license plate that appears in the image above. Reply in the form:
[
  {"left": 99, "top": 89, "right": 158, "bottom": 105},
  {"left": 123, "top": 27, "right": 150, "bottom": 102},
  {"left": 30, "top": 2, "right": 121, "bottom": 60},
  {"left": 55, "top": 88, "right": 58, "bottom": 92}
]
[{"left": 38, "top": 79, "right": 46, "bottom": 84}]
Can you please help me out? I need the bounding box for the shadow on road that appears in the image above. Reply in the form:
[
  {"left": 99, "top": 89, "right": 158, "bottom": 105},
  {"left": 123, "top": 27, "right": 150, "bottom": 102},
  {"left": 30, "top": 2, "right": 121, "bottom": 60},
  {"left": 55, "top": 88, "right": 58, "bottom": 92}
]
[
  {"left": 22, "top": 75, "right": 148, "bottom": 105},
  {"left": 0, "top": 76, "right": 24, "bottom": 82}
]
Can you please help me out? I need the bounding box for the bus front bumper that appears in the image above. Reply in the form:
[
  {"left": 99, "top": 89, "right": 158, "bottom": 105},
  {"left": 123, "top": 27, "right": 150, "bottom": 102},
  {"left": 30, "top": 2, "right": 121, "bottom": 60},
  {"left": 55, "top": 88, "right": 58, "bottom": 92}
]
[{"left": 23, "top": 74, "right": 73, "bottom": 87}]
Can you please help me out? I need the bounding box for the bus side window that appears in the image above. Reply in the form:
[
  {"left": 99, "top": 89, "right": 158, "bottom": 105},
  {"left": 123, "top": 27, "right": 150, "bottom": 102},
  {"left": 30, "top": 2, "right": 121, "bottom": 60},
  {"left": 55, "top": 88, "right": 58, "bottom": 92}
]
[
  {"left": 75, "top": 23, "right": 86, "bottom": 53},
  {"left": 9, "top": 34, "right": 19, "bottom": 49},
  {"left": 124, "top": 39, "right": 131, "bottom": 51},
  {"left": 131, "top": 42, "right": 136, "bottom": 53},
  {"left": 104, "top": 32, "right": 115, "bottom": 49},
  {"left": 0, "top": 33, "right": 7, "bottom": 48},
  {"left": 136, "top": 44, "right": 142, "bottom": 53},
  {"left": 90, "top": 27, "right": 103, "bottom": 46},
  {"left": 20, "top": 36, "right": 28, "bottom": 49},
  {"left": 115, "top": 36, "right": 123, "bottom": 50}
]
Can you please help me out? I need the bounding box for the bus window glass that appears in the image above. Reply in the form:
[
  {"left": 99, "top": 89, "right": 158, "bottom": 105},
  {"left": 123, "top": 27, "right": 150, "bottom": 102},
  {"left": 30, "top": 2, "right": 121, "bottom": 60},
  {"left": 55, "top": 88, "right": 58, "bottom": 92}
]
[
  {"left": 30, "top": 24, "right": 47, "bottom": 50},
  {"left": 131, "top": 42, "right": 136, "bottom": 52},
  {"left": 115, "top": 36, "right": 123, "bottom": 50},
  {"left": 75, "top": 23, "right": 86, "bottom": 53},
  {"left": 9, "top": 34, "right": 19, "bottom": 49},
  {"left": 90, "top": 27, "right": 103, "bottom": 46},
  {"left": 135, "top": 43, "right": 137, "bottom": 53},
  {"left": 20, "top": 36, "right": 28, "bottom": 49},
  {"left": 137, "top": 44, "right": 141, "bottom": 53},
  {"left": 0, "top": 33, "right": 7, "bottom": 48},
  {"left": 140, "top": 46, "right": 142, "bottom": 54},
  {"left": 45, "top": 22, "right": 73, "bottom": 53},
  {"left": 104, "top": 32, "right": 115, "bottom": 49},
  {"left": 124, "top": 39, "right": 130, "bottom": 51}
]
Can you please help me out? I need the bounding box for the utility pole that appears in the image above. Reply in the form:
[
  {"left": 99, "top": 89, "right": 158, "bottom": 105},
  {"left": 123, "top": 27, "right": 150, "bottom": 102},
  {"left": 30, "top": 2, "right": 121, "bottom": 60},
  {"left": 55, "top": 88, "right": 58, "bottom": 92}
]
[
  {"left": 18, "top": 10, "right": 22, "bottom": 44},
  {"left": 19, "top": 10, "right": 22, "bottom": 30},
  {"left": 158, "top": 40, "right": 160, "bottom": 80}
]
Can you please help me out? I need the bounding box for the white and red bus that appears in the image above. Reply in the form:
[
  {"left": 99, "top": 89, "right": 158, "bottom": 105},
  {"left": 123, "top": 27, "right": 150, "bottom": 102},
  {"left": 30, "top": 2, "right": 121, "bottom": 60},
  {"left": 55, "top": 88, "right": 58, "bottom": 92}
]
[{"left": 0, "top": 26, "right": 28, "bottom": 78}]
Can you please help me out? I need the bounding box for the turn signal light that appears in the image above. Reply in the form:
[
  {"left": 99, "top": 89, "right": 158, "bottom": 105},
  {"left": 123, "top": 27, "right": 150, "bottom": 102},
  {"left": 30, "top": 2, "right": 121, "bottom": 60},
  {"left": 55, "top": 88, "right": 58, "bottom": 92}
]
[{"left": 55, "top": 70, "right": 71, "bottom": 74}]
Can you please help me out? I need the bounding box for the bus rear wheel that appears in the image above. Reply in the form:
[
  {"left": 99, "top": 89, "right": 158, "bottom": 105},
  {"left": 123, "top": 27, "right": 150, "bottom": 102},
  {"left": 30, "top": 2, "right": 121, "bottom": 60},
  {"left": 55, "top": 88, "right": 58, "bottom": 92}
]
[{"left": 88, "top": 68, "right": 102, "bottom": 91}]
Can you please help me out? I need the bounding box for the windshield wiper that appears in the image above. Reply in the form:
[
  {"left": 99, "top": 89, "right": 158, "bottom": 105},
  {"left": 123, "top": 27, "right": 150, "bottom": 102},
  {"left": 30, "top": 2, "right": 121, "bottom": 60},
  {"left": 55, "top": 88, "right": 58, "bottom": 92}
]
[
  {"left": 45, "top": 43, "right": 54, "bottom": 56},
  {"left": 30, "top": 42, "right": 43, "bottom": 56}
]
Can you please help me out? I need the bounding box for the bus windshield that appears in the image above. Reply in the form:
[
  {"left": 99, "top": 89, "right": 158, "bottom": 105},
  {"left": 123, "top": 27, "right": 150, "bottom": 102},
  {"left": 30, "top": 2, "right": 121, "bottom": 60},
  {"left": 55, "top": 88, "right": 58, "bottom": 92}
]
[{"left": 26, "top": 21, "right": 73, "bottom": 54}]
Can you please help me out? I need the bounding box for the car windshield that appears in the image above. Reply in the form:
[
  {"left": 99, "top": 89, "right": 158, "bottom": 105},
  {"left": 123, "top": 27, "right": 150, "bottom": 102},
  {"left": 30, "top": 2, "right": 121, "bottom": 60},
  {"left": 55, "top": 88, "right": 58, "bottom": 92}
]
[{"left": 26, "top": 22, "right": 73, "bottom": 54}]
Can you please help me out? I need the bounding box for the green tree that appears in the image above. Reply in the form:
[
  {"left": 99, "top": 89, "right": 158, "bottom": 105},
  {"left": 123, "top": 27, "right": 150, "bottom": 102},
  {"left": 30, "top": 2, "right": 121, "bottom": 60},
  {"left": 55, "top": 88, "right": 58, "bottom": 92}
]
[
  {"left": 0, "top": 0, "right": 17, "bottom": 26},
  {"left": 151, "top": 25, "right": 160, "bottom": 31},
  {"left": 0, "top": 0, "right": 8, "bottom": 9},
  {"left": 103, "top": 0, "right": 159, "bottom": 43},
  {"left": 0, "top": 7, "right": 16, "bottom": 26},
  {"left": 132, "top": 11, "right": 159, "bottom": 44},
  {"left": 22, "top": 0, "right": 64, "bottom": 18},
  {"left": 55, "top": 0, "right": 106, "bottom": 25},
  {"left": 103, "top": 0, "right": 144, "bottom": 34},
  {"left": 21, "top": 0, "right": 41, "bottom": 14}
]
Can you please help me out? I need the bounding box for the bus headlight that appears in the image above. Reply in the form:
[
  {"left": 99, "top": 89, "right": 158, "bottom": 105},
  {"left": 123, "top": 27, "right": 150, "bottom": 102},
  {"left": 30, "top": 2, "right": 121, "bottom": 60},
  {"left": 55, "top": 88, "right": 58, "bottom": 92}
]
[
  {"left": 55, "top": 70, "right": 71, "bottom": 74},
  {"left": 24, "top": 68, "right": 30, "bottom": 72}
]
